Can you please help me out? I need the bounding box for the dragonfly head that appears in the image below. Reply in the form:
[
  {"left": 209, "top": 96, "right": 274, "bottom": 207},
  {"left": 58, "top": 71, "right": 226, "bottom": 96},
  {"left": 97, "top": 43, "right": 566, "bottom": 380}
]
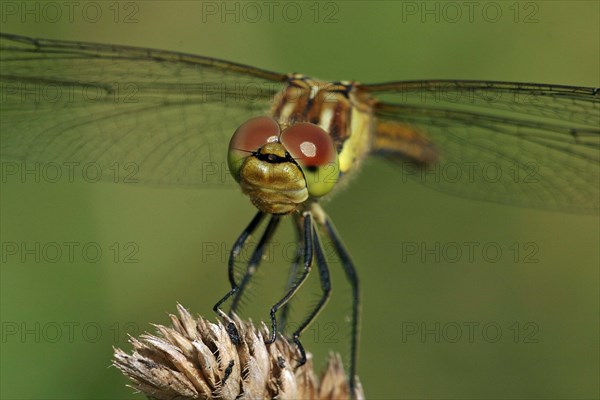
[{"left": 228, "top": 117, "right": 340, "bottom": 214}]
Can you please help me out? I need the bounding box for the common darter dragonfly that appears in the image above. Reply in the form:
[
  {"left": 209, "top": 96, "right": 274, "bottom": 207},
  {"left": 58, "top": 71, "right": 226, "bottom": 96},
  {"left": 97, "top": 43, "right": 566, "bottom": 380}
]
[{"left": 1, "top": 32, "right": 598, "bottom": 396}]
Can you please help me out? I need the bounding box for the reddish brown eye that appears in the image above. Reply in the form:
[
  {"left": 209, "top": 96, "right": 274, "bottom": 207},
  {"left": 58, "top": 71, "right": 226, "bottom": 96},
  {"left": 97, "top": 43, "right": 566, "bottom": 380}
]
[
  {"left": 229, "top": 116, "right": 281, "bottom": 153},
  {"left": 279, "top": 123, "right": 336, "bottom": 167}
]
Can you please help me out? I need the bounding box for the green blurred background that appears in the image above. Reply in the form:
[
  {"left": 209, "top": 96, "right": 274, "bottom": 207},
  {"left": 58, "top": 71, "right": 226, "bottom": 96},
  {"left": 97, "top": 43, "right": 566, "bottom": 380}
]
[{"left": 1, "top": 1, "right": 598, "bottom": 399}]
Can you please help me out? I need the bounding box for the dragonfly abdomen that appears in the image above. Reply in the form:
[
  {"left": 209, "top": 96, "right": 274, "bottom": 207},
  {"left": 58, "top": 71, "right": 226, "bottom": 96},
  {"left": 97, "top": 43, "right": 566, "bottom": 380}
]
[{"left": 372, "top": 120, "right": 440, "bottom": 166}]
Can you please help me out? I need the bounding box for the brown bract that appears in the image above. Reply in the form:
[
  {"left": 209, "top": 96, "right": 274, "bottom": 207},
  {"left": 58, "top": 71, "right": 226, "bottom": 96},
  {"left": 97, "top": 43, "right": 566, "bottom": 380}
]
[{"left": 113, "top": 304, "right": 364, "bottom": 400}]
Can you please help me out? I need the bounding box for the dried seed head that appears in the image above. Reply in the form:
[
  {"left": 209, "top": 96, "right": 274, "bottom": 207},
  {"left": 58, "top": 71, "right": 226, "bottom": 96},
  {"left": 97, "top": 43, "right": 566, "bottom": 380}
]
[{"left": 113, "top": 304, "right": 364, "bottom": 400}]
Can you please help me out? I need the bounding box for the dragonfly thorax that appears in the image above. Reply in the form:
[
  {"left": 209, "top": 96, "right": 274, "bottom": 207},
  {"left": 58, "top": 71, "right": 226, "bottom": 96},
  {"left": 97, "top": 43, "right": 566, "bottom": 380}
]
[{"left": 272, "top": 75, "right": 375, "bottom": 176}]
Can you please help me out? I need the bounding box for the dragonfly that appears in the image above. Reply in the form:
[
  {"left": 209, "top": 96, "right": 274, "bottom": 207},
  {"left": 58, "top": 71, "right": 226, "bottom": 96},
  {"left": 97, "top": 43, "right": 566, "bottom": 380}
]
[{"left": 1, "top": 32, "right": 599, "bottom": 397}]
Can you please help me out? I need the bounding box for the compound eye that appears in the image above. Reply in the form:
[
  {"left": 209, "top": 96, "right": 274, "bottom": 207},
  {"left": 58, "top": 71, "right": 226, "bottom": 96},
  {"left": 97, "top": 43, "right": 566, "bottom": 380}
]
[
  {"left": 229, "top": 116, "right": 281, "bottom": 153},
  {"left": 280, "top": 123, "right": 337, "bottom": 167},
  {"left": 228, "top": 117, "right": 281, "bottom": 182},
  {"left": 280, "top": 123, "right": 340, "bottom": 197}
]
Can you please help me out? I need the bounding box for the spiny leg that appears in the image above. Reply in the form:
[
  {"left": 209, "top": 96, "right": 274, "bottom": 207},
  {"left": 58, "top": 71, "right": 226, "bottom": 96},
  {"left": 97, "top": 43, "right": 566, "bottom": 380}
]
[
  {"left": 289, "top": 221, "right": 332, "bottom": 367},
  {"left": 213, "top": 210, "right": 266, "bottom": 321},
  {"left": 321, "top": 212, "right": 360, "bottom": 397},
  {"left": 265, "top": 211, "right": 314, "bottom": 345},
  {"left": 230, "top": 215, "right": 282, "bottom": 314},
  {"left": 279, "top": 213, "right": 305, "bottom": 333}
]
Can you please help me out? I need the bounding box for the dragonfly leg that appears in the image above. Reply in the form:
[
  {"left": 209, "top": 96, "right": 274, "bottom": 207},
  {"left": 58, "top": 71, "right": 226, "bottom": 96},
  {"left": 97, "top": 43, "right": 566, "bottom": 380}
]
[
  {"left": 213, "top": 210, "right": 266, "bottom": 321},
  {"left": 279, "top": 214, "right": 305, "bottom": 333},
  {"left": 230, "top": 215, "right": 282, "bottom": 313},
  {"left": 320, "top": 210, "right": 360, "bottom": 398},
  {"left": 289, "top": 222, "right": 332, "bottom": 367},
  {"left": 265, "top": 211, "right": 314, "bottom": 344}
]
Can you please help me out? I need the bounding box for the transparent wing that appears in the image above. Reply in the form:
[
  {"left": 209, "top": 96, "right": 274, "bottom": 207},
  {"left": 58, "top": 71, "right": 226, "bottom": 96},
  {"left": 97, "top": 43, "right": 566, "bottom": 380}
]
[
  {"left": 361, "top": 80, "right": 600, "bottom": 213},
  {"left": 0, "top": 33, "right": 286, "bottom": 187}
]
